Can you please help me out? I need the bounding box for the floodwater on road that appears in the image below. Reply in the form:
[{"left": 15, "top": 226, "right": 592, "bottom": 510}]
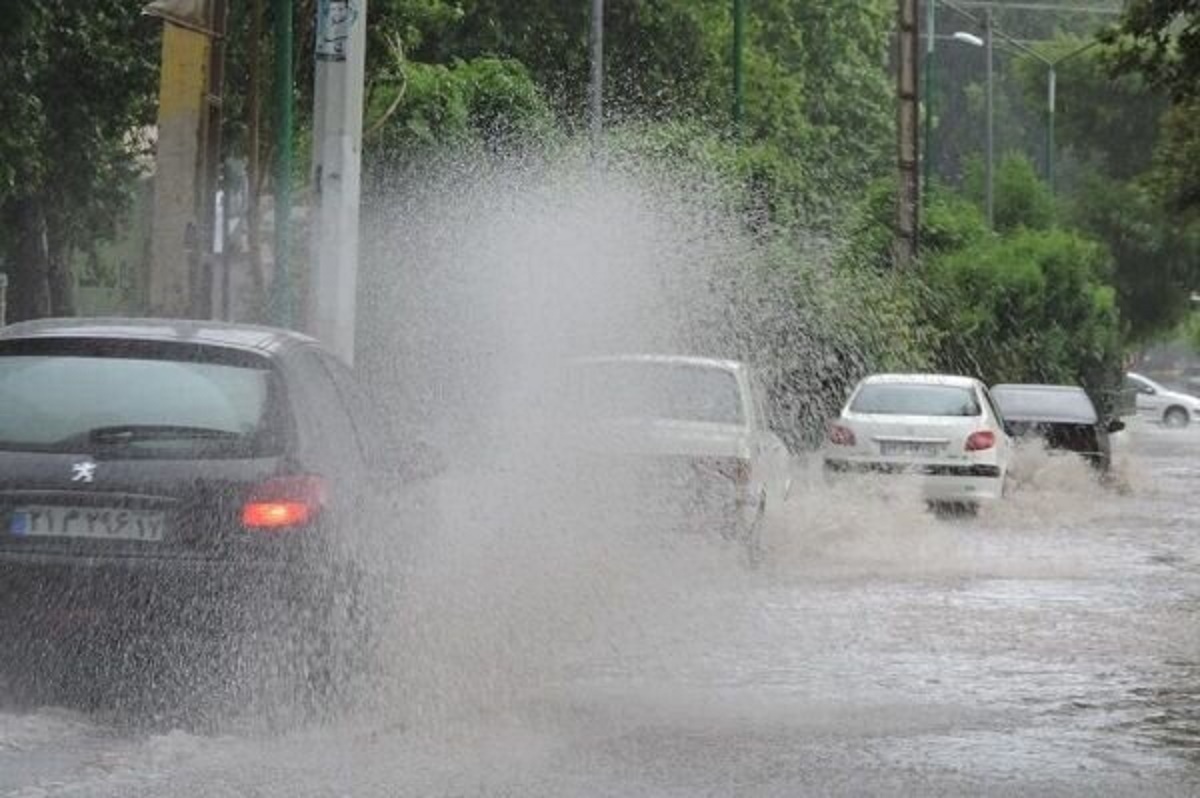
[{"left": 2, "top": 421, "right": 1198, "bottom": 796}]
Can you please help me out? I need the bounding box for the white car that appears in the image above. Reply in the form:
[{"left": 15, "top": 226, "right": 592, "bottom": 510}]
[
  {"left": 565, "top": 355, "right": 793, "bottom": 552},
  {"left": 1126, "top": 372, "right": 1200, "bottom": 428},
  {"left": 823, "top": 374, "right": 1011, "bottom": 510}
]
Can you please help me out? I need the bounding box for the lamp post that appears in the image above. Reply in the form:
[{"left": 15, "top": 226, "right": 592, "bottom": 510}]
[{"left": 945, "top": 0, "right": 1099, "bottom": 196}]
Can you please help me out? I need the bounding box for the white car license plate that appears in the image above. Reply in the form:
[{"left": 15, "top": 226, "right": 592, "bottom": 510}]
[
  {"left": 9, "top": 506, "right": 166, "bottom": 542},
  {"left": 880, "top": 441, "right": 941, "bottom": 457}
]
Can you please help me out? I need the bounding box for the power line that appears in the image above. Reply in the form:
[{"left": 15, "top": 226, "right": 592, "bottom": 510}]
[{"left": 956, "top": 1, "right": 1122, "bottom": 14}]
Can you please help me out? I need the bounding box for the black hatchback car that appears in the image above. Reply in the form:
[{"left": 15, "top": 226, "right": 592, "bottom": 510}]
[
  {"left": 991, "top": 384, "right": 1124, "bottom": 472},
  {"left": 0, "top": 318, "right": 428, "bottom": 699}
]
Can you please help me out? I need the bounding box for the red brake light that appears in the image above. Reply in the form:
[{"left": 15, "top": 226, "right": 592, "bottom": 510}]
[
  {"left": 965, "top": 430, "right": 996, "bottom": 451},
  {"left": 828, "top": 423, "right": 856, "bottom": 446},
  {"left": 242, "top": 475, "right": 327, "bottom": 530}
]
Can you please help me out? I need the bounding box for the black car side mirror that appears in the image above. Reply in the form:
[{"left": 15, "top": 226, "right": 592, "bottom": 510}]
[{"left": 1107, "top": 419, "right": 1126, "bottom": 433}]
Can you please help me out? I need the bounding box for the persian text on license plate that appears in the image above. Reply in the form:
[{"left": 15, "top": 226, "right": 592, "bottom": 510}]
[
  {"left": 9, "top": 506, "right": 166, "bottom": 542},
  {"left": 879, "top": 441, "right": 942, "bottom": 457}
]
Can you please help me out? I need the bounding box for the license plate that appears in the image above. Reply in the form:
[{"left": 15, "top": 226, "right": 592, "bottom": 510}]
[
  {"left": 879, "top": 441, "right": 942, "bottom": 457},
  {"left": 9, "top": 505, "right": 166, "bottom": 542}
]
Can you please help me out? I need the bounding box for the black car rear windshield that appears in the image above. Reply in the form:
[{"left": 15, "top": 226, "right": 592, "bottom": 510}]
[
  {"left": 992, "top": 387, "right": 1098, "bottom": 423},
  {"left": 0, "top": 341, "right": 281, "bottom": 458},
  {"left": 850, "top": 383, "right": 981, "bottom": 416}
]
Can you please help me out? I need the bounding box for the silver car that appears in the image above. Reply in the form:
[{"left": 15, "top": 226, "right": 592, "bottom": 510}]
[{"left": 1126, "top": 372, "right": 1200, "bottom": 428}]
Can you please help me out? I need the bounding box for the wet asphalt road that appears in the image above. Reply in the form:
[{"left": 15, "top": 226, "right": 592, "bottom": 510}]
[{"left": 1, "top": 420, "right": 1198, "bottom": 796}]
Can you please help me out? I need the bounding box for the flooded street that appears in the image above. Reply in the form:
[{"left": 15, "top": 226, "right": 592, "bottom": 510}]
[{"left": 2, "top": 421, "right": 1198, "bottom": 797}]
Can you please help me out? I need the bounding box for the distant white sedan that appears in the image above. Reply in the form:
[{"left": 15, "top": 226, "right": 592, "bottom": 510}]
[{"left": 823, "top": 374, "right": 1012, "bottom": 511}]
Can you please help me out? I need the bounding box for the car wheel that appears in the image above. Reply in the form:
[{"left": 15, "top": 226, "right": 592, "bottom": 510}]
[{"left": 1164, "top": 406, "right": 1190, "bottom": 428}]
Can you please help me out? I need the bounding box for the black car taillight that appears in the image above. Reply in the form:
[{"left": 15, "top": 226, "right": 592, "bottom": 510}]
[{"left": 242, "top": 475, "right": 327, "bottom": 530}]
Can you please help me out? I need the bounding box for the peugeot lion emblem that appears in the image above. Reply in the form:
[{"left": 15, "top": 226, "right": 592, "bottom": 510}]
[{"left": 71, "top": 461, "right": 97, "bottom": 483}]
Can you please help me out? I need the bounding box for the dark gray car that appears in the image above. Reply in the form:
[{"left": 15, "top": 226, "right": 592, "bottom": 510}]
[{"left": 0, "top": 318, "right": 428, "bottom": 703}]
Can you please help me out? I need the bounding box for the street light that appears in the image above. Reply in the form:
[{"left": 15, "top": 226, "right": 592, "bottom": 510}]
[{"left": 953, "top": 31, "right": 984, "bottom": 47}]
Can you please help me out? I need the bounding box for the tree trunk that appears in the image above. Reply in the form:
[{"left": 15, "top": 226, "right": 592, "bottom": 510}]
[
  {"left": 6, "top": 199, "right": 52, "bottom": 323},
  {"left": 46, "top": 230, "right": 75, "bottom": 317}
]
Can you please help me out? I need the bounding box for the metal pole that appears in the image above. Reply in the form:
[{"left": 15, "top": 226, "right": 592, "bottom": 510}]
[
  {"left": 733, "top": 0, "right": 745, "bottom": 131},
  {"left": 1047, "top": 66, "right": 1056, "bottom": 192},
  {"left": 271, "top": 0, "right": 294, "bottom": 327},
  {"left": 309, "top": 0, "right": 367, "bottom": 365},
  {"left": 589, "top": 0, "right": 604, "bottom": 146},
  {"left": 923, "top": 0, "right": 936, "bottom": 189},
  {"left": 984, "top": 7, "right": 994, "bottom": 230}
]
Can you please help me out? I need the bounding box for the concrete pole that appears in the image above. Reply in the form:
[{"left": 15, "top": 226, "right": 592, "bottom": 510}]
[
  {"left": 984, "top": 7, "right": 995, "bottom": 230},
  {"left": 895, "top": 0, "right": 921, "bottom": 265},
  {"left": 148, "top": 20, "right": 215, "bottom": 317},
  {"left": 270, "top": 0, "right": 294, "bottom": 328},
  {"left": 309, "top": 0, "right": 367, "bottom": 364},
  {"left": 589, "top": 0, "right": 604, "bottom": 147},
  {"left": 1047, "top": 66, "right": 1056, "bottom": 192}
]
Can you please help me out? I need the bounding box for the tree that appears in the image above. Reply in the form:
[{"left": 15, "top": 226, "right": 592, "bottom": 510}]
[
  {"left": 963, "top": 153, "right": 1056, "bottom": 233},
  {"left": 926, "top": 228, "right": 1122, "bottom": 407},
  {"left": 1103, "top": 0, "right": 1200, "bottom": 215},
  {"left": 0, "top": 2, "right": 158, "bottom": 322}
]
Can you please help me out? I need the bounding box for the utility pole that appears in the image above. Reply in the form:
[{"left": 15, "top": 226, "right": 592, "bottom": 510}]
[
  {"left": 923, "top": 0, "right": 936, "bottom": 189},
  {"left": 895, "top": 0, "right": 921, "bottom": 266},
  {"left": 271, "top": 0, "right": 294, "bottom": 327},
  {"left": 984, "top": 6, "right": 994, "bottom": 230},
  {"left": 589, "top": 0, "right": 604, "bottom": 147},
  {"left": 145, "top": 0, "right": 222, "bottom": 317},
  {"left": 733, "top": 0, "right": 745, "bottom": 131},
  {"left": 309, "top": 0, "right": 367, "bottom": 364}
]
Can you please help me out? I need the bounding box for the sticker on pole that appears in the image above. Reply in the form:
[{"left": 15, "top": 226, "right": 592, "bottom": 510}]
[{"left": 316, "top": 0, "right": 359, "bottom": 62}]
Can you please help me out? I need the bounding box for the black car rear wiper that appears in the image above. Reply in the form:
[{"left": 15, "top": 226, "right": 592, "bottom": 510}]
[{"left": 81, "top": 424, "right": 245, "bottom": 445}]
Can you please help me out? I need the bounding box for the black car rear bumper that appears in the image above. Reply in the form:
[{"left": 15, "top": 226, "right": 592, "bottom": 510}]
[{"left": 0, "top": 549, "right": 334, "bottom": 638}]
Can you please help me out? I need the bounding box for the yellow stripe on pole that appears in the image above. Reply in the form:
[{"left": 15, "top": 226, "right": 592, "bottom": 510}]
[{"left": 157, "top": 23, "right": 210, "bottom": 118}]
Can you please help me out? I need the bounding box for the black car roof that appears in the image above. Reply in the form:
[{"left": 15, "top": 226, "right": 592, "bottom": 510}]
[
  {"left": 0, "top": 317, "right": 317, "bottom": 356},
  {"left": 991, "top": 383, "right": 1098, "bottom": 423}
]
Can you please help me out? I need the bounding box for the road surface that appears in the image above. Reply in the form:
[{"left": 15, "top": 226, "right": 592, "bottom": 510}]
[{"left": 2, "top": 421, "right": 1198, "bottom": 796}]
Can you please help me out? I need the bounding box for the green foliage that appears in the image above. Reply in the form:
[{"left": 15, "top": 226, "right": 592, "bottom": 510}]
[
  {"left": 1067, "top": 175, "right": 1200, "bottom": 342},
  {"left": 365, "top": 57, "right": 555, "bottom": 162},
  {"left": 836, "top": 179, "right": 989, "bottom": 272},
  {"left": 0, "top": 1, "right": 159, "bottom": 318},
  {"left": 1104, "top": 0, "right": 1200, "bottom": 101},
  {"left": 1014, "top": 41, "right": 1165, "bottom": 183},
  {"left": 1103, "top": 0, "right": 1200, "bottom": 215},
  {"left": 926, "top": 228, "right": 1122, "bottom": 405},
  {"left": 963, "top": 153, "right": 1056, "bottom": 233}
]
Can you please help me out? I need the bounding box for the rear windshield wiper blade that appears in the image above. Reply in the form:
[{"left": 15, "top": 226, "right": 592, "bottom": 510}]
[{"left": 83, "top": 424, "right": 245, "bottom": 445}]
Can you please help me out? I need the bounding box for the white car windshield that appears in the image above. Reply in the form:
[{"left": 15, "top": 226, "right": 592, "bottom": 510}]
[
  {"left": 570, "top": 361, "right": 745, "bottom": 425},
  {"left": 850, "top": 383, "right": 981, "bottom": 417}
]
